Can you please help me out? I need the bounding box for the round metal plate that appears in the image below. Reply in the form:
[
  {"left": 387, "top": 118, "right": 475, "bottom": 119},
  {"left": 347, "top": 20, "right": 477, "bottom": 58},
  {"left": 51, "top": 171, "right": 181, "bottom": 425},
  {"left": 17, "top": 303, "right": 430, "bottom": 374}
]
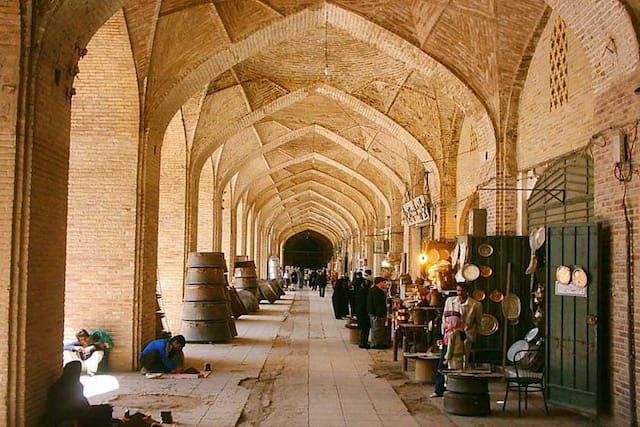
[
  {"left": 479, "top": 314, "right": 499, "bottom": 336},
  {"left": 461, "top": 264, "right": 480, "bottom": 281},
  {"left": 478, "top": 243, "right": 493, "bottom": 257},
  {"left": 507, "top": 340, "right": 530, "bottom": 362},
  {"left": 525, "top": 327, "right": 540, "bottom": 343}
]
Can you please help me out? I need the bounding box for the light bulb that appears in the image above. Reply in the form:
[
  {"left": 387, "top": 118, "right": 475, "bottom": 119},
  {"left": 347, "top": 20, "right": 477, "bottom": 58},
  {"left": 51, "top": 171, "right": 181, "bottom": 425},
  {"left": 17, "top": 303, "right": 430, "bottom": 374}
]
[{"left": 324, "top": 65, "right": 330, "bottom": 76}]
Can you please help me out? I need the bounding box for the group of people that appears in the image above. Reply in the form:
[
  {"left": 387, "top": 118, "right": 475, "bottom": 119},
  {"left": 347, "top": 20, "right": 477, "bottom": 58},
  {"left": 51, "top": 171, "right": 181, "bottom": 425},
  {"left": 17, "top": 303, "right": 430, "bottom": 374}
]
[
  {"left": 330, "top": 270, "right": 390, "bottom": 349},
  {"left": 63, "top": 328, "right": 113, "bottom": 376},
  {"left": 431, "top": 283, "right": 482, "bottom": 397},
  {"left": 284, "top": 267, "right": 329, "bottom": 296},
  {"left": 52, "top": 331, "right": 187, "bottom": 426},
  {"left": 330, "top": 272, "right": 483, "bottom": 397}
]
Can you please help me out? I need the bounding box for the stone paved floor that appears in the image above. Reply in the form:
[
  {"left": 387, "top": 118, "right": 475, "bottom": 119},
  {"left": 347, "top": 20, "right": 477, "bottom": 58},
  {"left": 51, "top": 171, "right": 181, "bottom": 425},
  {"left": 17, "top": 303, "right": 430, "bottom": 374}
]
[{"left": 84, "top": 288, "right": 599, "bottom": 426}]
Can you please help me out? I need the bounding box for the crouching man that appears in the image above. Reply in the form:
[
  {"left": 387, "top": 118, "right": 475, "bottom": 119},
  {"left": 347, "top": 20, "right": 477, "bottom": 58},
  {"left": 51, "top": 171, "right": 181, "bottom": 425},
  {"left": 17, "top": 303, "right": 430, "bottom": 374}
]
[
  {"left": 63, "top": 329, "right": 112, "bottom": 376},
  {"left": 140, "top": 335, "right": 186, "bottom": 374}
]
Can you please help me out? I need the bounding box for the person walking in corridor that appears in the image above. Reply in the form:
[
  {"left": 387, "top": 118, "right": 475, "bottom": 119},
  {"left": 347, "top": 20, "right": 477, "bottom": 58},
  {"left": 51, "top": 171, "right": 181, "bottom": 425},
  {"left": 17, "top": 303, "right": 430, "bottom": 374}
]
[
  {"left": 318, "top": 270, "right": 327, "bottom": 297},
  {"left": 367, "top": 277, "right": 388, "bottom": 349}
]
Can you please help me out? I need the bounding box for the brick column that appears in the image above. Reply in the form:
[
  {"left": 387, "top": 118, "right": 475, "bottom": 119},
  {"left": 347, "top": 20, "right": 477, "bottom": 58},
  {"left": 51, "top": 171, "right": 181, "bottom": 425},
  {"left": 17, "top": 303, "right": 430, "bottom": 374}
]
[{"left": 0, "top": 2, "right": 21, "bottom": 424}]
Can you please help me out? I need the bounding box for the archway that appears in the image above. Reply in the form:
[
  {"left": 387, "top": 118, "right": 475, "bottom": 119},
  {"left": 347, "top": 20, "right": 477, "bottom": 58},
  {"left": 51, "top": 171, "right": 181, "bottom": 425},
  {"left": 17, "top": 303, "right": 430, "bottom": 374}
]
[{"left": 283, "top": 230, "right": 333, "bottom": 269}]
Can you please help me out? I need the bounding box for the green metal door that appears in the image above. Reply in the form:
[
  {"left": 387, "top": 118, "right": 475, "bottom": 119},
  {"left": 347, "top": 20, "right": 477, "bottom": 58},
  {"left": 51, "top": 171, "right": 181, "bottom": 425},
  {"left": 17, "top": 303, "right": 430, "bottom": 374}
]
[{"left": 545, "top": 223, "right": 603, "bottom": 413}]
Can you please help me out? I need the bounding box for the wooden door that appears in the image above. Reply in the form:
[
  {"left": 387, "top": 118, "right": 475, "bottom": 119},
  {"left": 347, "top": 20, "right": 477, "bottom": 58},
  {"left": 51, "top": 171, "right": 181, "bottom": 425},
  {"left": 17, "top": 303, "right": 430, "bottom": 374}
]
[{"left": 545, "top": 223, "right": 603, "bottom": 413}]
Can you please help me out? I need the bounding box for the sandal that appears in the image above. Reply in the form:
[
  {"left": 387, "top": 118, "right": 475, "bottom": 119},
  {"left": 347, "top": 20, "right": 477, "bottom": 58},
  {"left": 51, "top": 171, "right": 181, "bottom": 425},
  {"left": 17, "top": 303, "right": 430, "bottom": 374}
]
[{"left": 429, "top": 393, "right": 443, "bottom": 398}]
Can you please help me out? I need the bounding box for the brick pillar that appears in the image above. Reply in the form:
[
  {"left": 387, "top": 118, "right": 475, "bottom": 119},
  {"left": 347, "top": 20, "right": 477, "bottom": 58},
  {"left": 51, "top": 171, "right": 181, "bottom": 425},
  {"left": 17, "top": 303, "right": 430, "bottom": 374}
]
[
  {"left": 158, "top": 112, "right": 187, "bottom": 336},
  {"left": 239, "top": 204, "right": 248, "bottom": 255},
  {"left": 197, "top": 159, "right": 214, "bottom": 251},
  {"left": 0, "top": 2, "right": 21, "bottom": 424},
  {"left": 66, "top": 11, "right": 139, "bottom": 370},
  {"left": 213, "top": 188, "right": 223, "bottom": 251},
  {"left": 228, "top": 191, "right": 237, "bottom": 271}
]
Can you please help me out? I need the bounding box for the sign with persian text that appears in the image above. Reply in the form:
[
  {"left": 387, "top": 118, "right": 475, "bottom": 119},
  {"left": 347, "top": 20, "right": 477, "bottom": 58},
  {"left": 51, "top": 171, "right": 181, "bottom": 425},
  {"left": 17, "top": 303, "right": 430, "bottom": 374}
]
[{"left": 402, "top": 195, "right": 430, "bottom": 226}]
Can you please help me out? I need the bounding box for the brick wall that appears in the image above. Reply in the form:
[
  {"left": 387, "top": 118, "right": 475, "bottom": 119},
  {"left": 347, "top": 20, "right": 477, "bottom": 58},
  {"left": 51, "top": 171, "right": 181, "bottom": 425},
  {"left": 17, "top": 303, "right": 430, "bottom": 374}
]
[
  {"left": 198, "top": 159, "right": 214, "bottom": 251},
  {"left": 457, "top": 117, "right": 494, "bottom": 233},
  {"left": 591, "top": 75, "right": 640, "bottom": 424},
  {"left": 517, "top": 9, "right": 640, "bottom": 424},
  {"left": 66, "top": 10, "right": 139, "bottom": 370},
  {"left": 221, "top": 182, "right": 232, "bottom": 269},
  {"left": 0, "top": 1, "right": 20, "bottom": 422},
  {"left": 517, "top": 11, "right": 597, "bottom": 170},
  {"left": 158, "top": 111, "right": 187, "bottom": 337}
]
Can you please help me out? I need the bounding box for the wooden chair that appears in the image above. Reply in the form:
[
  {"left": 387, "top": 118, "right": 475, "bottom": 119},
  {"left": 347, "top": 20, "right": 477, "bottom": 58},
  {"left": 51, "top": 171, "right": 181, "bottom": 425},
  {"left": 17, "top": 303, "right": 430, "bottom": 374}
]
[{"left": 502, "top": 348, "right": 549, "bottom": 416}]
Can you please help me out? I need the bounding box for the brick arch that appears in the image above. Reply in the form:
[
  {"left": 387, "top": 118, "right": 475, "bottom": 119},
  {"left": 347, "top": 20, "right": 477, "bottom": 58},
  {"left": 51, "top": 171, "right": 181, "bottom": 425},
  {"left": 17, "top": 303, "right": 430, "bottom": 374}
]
[
  {"left": 264, "top": 196, "right": 359, "bottom": 237},
  {"left": 260, "top": 189, "right": 364, "bottom": 234},
  {"left": 220, "top": 124, "right": 405, "bottom": 193},
  {"left": 271, "top": 207, "right": 348, "bottom": 239},
  {"left": 272, "top": 210, "right": 350, "bottom": 244},
  {"left": 255, "top": 183, "right": 370, "bottom": 231},
  {"left": 279, "top": 224, "right": 341, "bottom": 248},
  {"left": 236, "top": 152, "right": 393, "bottom": 217},
  {"left": 246, "top": 169, "right": 377, "bottom": 218},
  {"left": 194, "top": 84, "right": 440, "bottom": 198},
  {"left": 149, "top": 3, "right": 494, "bottom": 143},
  {"left": 10, "top": 1, "right": 139, "bottom": 425},
  {"left": 273, "top": 209, "right": 348, "bottom": 243}
]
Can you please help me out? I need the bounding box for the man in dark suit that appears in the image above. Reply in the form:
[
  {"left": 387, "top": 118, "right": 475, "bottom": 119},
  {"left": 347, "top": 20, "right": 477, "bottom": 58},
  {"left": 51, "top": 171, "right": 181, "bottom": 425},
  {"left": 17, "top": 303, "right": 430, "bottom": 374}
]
[{"left": 367, "top": 277, "right": 388, "bottom": 349}]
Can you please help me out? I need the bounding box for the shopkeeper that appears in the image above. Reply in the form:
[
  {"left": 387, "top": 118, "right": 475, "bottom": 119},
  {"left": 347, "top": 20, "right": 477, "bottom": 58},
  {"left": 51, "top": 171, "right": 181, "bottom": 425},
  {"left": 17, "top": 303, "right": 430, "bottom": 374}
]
[{"left": 430, "top": 283, "right": 482, "bottom": 397}]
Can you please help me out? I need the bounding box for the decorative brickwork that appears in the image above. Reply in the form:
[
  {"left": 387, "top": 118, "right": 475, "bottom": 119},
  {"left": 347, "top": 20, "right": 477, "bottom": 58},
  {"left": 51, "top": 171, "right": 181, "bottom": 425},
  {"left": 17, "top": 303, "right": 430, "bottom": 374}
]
[{"left": 549, "top": 17, "right": 568, "bottom": 111}]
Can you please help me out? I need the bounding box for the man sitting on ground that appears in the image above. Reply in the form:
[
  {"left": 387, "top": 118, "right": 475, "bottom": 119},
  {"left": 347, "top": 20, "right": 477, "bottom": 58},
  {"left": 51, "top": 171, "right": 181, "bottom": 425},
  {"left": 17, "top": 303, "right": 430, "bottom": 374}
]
[
  {"left": 140, "top": 335, "right": 186, "bottom": 374},
  {"left": 63, "top": 329, "right": 112, "bottom": 376}
]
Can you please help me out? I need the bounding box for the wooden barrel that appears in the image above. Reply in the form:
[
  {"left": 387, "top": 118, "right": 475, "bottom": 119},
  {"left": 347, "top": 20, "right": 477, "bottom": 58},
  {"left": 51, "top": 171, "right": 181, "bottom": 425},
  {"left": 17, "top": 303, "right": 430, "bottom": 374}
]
[
  {"left": 182, "top": 301, "right": 230, "bottom": 320},
  {"left": 446, "top": 376, "right": 489, "bottom": 394},
  {"left": 269, "top": 279, "right": 285, "bottom": 296},
  {"left": 237, "top": 289, "right": 260, "bottom": 312},
  {"left": 228, "top": 286, "right": 248, "bottom": 318},
  {"left": 182, "top": 252, "right": 233, "bottom": 341},
  {"left": 266, "top": 280, "right": 281, "bottom": 300},
  {"left": 181, "top": 319, "right": 233, "bottom": 343},
  {"left": 233, "top": 277, "right": 259, "bottom": 298},
  {"left": 233, "top": 261, "right": 257, "bottom": 278},
  {"left": 187, "top": 252, "right": 226, "bottom": 269},
  {"left": 186, "top": 267, "right": 225, "bottom": 284},
  {"left": 443, "top": 391, "right": 490, "bottom": 416},
  {"left": 184, "top": 284, "right": 227, "bottom": 302},
  {"left": 258, "top": 280, "right": 278, "bottom": 304}
]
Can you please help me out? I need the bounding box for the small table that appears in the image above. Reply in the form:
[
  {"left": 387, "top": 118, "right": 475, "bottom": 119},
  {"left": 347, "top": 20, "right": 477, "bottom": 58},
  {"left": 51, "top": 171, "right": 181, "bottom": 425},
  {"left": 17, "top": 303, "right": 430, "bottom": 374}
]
[
  {"left": 404, "top": 353, "right": 440, "bottom": 383},
  {"left": 440, "top": 370, "right": 503, "bottom": 416},
  {"left": 394, "top": 324, "right": 429, "bottom": 370}
]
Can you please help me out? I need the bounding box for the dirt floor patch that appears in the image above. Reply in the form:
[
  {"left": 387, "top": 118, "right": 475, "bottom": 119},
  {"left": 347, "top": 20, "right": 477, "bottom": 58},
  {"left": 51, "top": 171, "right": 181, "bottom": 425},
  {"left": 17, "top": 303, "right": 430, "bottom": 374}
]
[
  {"left": 108, "top": 393, "right": 205, "bottom": 411},
  {"left": 369, "top": 359, "right": 407, "bottom": 382}
]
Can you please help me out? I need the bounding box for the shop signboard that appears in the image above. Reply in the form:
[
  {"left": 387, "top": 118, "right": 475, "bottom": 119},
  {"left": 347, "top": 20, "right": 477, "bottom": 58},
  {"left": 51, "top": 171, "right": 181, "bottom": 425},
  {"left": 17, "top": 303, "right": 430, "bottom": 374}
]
[
  {"left": 402, "top": 195, "right": 430, "bottom": 226},
  {"left": 374, "top": 239, "right": 389, "bottom": 254},
  {"left": 554, "top": 280, "right": 588, "bottom": 297}
]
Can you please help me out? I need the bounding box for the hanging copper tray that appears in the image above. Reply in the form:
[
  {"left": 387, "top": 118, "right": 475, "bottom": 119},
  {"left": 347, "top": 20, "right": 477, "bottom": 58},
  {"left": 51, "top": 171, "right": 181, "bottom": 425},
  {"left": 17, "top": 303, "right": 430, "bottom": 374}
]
[{"left": 479, "top": 314, "right": 499, "bottom": 336}]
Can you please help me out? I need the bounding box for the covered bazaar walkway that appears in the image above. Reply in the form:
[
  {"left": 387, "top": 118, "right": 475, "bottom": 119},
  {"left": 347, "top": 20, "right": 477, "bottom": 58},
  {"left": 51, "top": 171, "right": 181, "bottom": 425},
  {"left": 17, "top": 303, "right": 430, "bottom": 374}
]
[{"left": 85, "top": 289, "right": 595, "bottom": 427}]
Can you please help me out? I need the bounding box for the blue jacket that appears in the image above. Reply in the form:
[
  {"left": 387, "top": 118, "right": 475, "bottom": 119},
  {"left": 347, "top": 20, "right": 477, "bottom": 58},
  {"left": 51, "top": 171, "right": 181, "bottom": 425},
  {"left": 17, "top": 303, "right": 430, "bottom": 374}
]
[{"left": 140, "top": 338, "right": 176, "bottom": 371}]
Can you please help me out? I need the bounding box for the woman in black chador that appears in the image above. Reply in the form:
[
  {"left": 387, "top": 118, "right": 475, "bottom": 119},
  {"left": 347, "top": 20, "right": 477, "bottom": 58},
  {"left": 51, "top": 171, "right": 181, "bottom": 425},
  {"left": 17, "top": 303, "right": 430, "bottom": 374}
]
[
  {"left": 46, "top": 361, "right": 113, "bottom": 426},
  {"left": 332, "top": 277, "right": 350, "bottom": 319}
]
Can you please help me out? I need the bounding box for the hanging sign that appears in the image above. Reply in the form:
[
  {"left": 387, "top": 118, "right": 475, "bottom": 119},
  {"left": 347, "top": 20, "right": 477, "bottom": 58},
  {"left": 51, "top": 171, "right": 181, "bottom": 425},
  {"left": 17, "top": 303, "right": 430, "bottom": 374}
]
[
  {"left": 555, "top": 281, "right": 588, "bottom": 297},
  {"left": 402, "top": 195, "right": 430, "bottom": 226}
]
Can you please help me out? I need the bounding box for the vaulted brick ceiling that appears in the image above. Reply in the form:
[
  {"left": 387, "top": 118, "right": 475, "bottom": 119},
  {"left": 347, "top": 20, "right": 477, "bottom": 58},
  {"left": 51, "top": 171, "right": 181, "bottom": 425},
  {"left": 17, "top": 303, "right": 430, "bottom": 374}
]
[{"left": 123, "top": 0, "right": 548, "bottom": 240}]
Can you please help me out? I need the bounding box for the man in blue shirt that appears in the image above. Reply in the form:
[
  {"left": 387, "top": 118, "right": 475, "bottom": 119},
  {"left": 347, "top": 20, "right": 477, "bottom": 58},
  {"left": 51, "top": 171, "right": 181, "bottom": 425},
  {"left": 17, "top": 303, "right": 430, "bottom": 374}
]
[{"left": 140, "top": 335, "right": 186, "bottom": 373}]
